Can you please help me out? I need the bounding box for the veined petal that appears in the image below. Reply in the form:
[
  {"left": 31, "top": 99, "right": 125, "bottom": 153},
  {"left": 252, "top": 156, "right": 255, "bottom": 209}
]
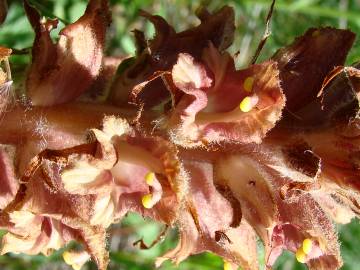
[
  {"left": 242, "top": 147, "right": 343, "bottom": 269},
  {"left": 157, "top": 158, "right": 257, "bottom": 270},
  {"left": 215, "top": 154, "right": 278, "bottom": 242},
  {"left": 25, "top": 0, "right": 110, "bottom": 106},
  {"left": 273, "top": 27, "right": 355, "bottom": 113},
  {"left": 165, "top": 49, "right": 285, "bottom": 146},
  {"left": 0, "top": 46, "right": 13, "bottom": 114}
]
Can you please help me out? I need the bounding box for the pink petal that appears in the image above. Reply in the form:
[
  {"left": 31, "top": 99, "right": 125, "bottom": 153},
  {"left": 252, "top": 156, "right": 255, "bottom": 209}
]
[
  {"left": 25, "top": 0, "right": 110, "bottom": 106},
  {"left": 166, "top": 50, "right": 285, "bottom": 146},
  {"left": 0, "top": 145, "right": 18, "bottom": 209}
]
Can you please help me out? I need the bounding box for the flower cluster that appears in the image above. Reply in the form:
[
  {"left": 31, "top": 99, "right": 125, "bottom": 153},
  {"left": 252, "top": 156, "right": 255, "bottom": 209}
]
[{"left": 0, "top": 1, "right": 359, "bottom": 270}]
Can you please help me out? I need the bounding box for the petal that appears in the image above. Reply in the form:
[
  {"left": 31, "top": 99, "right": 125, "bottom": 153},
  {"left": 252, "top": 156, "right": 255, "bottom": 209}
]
[
  {"left": 25, "top": 0, "right": 110, "bottom": 106},
  {"left": 157, "top": 158, "right": 258, "bottom": 270},
  {"left": 111, "top": 134, "right": 183, "bottom": 224},
  {"left": 20, "top": 167, "right": 109, "bottom": 270},
  {"left": 0, "top": 46, "right": 11, "bottom": 62},
  {"left": 214, "top": 154, "right": 278, "bottom": 242},
  {"left": 245, "top": 147, "right": 343, "bottom": 269},
  {"left": 273, "top": 27, "right": 355, "bottom": 123},
  {"left": 312, "top": 193, "right": 356, "bottom": 224},
  {"left": 166, "top": 50, "right": 285, "bottom": 146},
  {"left": 0, "top": 145, "right": 19, "bottom": 209},
  {"left": 304, "top": 127, "right": 360, "bottom": 193},
  {"left": 57, "top": 116, "right": 183, "bottom": 227},
  {"left": 109, "top": 6, "right": 235, "bottom": 107},
  {"left": 272, "top": 195, "right": 342, "bottom": 270},
  {"left": 282, "top": 65, "right": 360, "bottom": 128},
  {"left": 1, "top": 216, "right": 67, "bottom": 256},
  {"left": 61, "top": 217, "right": 109, "bottom": 270}
]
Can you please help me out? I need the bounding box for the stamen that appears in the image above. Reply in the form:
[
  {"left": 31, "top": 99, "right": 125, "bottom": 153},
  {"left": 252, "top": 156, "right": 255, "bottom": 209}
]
[
  {"left": 145, "top": 172, "right": 155, "bottom": 186},
  {"left": 63, "top": 252, "right": 82, "bottom": 270},
  {"left": 295, "top": 248, "right": 306, "bottom": 263},
  {"left": 142, "top": 194, "right": 153, "bottom": 209},
  {"left": 239, "top": 97, "right": 252, "bottom": 112},
  {"left": 312, "top": 30, "right": 320, "bottom": 37},
  {"left": 223, "top": 260, "right": 233, "bottom": 270},
  {"left": 243, "top": 76, "right": 254, "bottom": 92},
  {"left": 62, "top": 251, "right": 73, "bottom": 265},
  {"left": 239, "top": 96, "right": 256, "bottom": 113},
  {"left": 302, "top": 238, "right": 312, "bottom": 254}
]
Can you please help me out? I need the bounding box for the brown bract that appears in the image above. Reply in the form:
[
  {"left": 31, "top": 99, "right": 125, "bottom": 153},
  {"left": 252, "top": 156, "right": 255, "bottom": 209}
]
[
  {"left": 108, "top": 6, "right": 235, "bottom": 108},
  {"left": 0, "top": 0, "right": 7, "bottom": 25},
  {"left": 0, "top": 145, "right": 18, "bottom": 210},
  {"left": 25, "top": 0, "right": 110, "bottom": 106},
  {"left": 273, "top": 27, "right": 355, "bottom": 127}
]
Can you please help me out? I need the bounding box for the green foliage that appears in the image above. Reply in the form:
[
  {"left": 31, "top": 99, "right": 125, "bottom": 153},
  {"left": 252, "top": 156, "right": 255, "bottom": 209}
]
[{"left": 0, "top": 0, "right": 360, "bottom": 269}]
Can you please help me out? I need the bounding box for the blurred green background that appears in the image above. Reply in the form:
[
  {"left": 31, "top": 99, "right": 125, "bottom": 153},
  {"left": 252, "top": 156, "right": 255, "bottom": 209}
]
[{"left": 1, "top": 0, "right": 360, "bottom": 269}]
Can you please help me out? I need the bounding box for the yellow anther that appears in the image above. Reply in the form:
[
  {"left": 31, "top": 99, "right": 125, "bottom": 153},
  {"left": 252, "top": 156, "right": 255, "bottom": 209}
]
[
  {"left": 295, "top": 248, "right": 306, "bottom": 263},
  {"left": 62, "top": 251, "right": 89, "bottom": 270},
  {"left": 141, "top": 194, "right": 153, "bottom": 209},
  {"left": 312, "top": 30, "right": 320, "bottom": 37},
  {"left": 223, "top": 260, "right": 233, "bottom": 270},
  {"left": 243, "top": 76, "right": 254, "bottom": 92},
  {"left": 145, "top": 172, "right": 155, "bottom": 185},
  {"left": 302, "top": 239, "right": 312, "bottom": 254},
  {"left": 63, "top": 251, "right": 72, "bottom": 265},
  {"left": 239, "top": 96, "right": 253, "bottom": 112}
]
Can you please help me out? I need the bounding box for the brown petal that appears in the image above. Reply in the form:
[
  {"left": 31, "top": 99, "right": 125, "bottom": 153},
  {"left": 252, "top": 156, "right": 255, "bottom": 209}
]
[
  {"left": 1, "top": 214, "right": 68, "bottom": 257},
  {"left": 274, "top": 195, "right": 342, "bottom": 270},
  {"left": 304, "top": 127, "right": 360, "bottom": 192},
  {"left": 312, "top": 193, "right": 356, "bottom": 224},
  {"left": 11, "top": 163, "right": 109, "bottom": 270},
  {"left": 157, "top": 158, "right": 257, "bottom": 270},
  {"left": 241, "top": 147, "right": 343, "bottom": 269},
  {"left": 0, "top": 46, "right": 11, "bottom": 62},
  {"left": 0, "top": 0, "right": 7, "bottom": 25},
  {"left": 61, "top": 217, "right": 109, "bottom": 270},
  {"left": 166, "top": 51, "right": 285, "bottom": 146},
  {"left": 0, "top": 145, "right": 19, "bottom": 210},
  {"left": 282, "top": 65, "right": 360, "bottom": 128},
  {"left": 215, "top": 154, "right": 278, "bottom": 242},
  {"left": 108, "top": 6, "right": 234, "bottom": 107},
  {"left": 25, "top": 0, "right": 110, "bottom": 106},
  {"left": 0, "top": 46, "right": 13, "bottom": 114},
  {"left": 273, "top": 27, "right": 355, "bottom": 123},
  {"left": 56, "top": 116, "right": 183, "bottom": 227}
]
